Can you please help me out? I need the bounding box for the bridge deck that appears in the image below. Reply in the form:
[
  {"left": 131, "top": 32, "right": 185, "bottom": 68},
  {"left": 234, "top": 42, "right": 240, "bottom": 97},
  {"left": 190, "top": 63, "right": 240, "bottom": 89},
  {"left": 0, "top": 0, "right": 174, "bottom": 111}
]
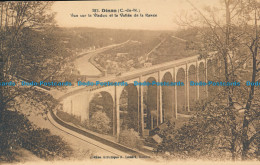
[{"left": 52, "top": 54, "right": 201, "bottom": 100}]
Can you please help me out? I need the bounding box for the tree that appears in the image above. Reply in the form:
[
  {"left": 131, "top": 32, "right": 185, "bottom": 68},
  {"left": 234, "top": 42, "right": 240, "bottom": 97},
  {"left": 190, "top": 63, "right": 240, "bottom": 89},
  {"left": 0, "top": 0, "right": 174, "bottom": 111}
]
[
  {"left": 0, "top": 2, "right": 74, "bottom": 161},
  {"left": 89, "top": 111, "right": 111, "bottom": 134},
  {"left": 157, "top": 0, "right": 259, "bottom": 160},
  {"left": 0, "top": 2, "right": 73, "bottom": 116}
]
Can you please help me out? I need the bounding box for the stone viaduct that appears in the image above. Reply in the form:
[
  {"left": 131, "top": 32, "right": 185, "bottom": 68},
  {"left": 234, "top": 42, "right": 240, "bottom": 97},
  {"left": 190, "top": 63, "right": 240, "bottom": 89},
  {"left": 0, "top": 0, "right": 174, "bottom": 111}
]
[{"left": 59, "top": 54, "right": 217, "bottom": 139}]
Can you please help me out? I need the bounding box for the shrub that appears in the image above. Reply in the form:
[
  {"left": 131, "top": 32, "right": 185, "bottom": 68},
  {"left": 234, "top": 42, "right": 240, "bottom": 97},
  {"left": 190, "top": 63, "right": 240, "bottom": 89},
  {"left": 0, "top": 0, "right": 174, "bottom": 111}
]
[
  {"left": 22, "top": 128, "right": 72, "bottom": 159},
  {"left": 0, "top": 110, "right": 72, "bottom": 162},
  {"left": 56, "top": 110, "right": 81, "bottom": 126},
  {"left": 89, "top": 111, "right": 111, "bottom": 134},
  {"left": 119, "top": 129, "right": 143, "bottom": 150}
]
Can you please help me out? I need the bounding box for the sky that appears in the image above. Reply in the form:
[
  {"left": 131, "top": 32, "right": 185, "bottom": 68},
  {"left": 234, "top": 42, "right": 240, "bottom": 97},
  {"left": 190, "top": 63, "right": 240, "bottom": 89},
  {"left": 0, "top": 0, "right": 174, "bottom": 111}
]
[{"left": 52, "top": 0, "right": 222, "bottom": 30}]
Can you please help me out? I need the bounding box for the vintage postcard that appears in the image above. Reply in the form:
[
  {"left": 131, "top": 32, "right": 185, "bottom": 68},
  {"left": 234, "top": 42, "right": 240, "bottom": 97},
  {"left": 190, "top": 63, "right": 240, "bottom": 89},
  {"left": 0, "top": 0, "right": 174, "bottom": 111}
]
[{"left": 0, "top": 0, "right": 259, "bottom": 164}]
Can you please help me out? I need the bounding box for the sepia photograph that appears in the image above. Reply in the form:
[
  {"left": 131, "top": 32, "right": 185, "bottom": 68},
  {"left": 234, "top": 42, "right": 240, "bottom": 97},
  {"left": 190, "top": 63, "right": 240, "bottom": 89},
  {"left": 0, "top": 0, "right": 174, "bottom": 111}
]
[{"left": 0, "top": 0, "right": 259, "bottom": 164}]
